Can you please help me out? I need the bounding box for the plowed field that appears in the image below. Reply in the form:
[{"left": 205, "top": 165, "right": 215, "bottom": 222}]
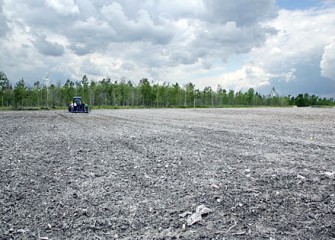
[{"left": 1, "top": 108, "right": 334, "bottom": 239}]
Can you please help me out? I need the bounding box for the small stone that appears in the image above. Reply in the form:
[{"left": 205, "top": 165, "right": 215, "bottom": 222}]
[
  {"left": 210, "top": 184, "right": 220, "bottom": 190},
  {"left": 17, "top": 229, "right": 26, "bottom": 233},
  {"left": 324, "top": 172, "right": 335, "bottom": 178},
  {"left": 297, "top": 174, "right": 306, "bottom": 180},
  {"left": 82, "top": 209, "right": 88, "bottom": 216}
]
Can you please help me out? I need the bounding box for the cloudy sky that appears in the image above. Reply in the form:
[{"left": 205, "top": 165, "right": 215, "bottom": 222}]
[{"left": 1, "top": 0, "right": 335, "bottom": 96}]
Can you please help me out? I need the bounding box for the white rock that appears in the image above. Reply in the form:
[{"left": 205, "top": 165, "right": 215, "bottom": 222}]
[
  {"left": 179, "top": 211, "right": 192, "bottom": 218},
  {"left": 196, "top": 204, "right": 213, "bottom": 215},
  {"left": 186, "top": 204, "right": 213, "bottom": 226},
  {"left": 297, "top": 174, "right": 306, "bottom": 180},
  {"left": 187, "top": 212, "right": 202, "bottom": 226},
  {"left": 324, "top": 172, "right": 335, "bottom": 177}
]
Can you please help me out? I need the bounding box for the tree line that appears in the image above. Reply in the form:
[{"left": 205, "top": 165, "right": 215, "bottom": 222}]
[{"left": 0, "top": 71, "right": 334, "bottom": 109}]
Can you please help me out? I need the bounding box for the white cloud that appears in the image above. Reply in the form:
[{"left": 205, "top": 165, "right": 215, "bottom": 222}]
[
  {"left": 62, "top": 53, "right": 123, "bottom": 80},
  {"left": 215, "top": 7, "right": 335, "bottom": 95},
  {"left": 320, "top": 40, "right": 335, "bottom": 80},
  {"left": 193, "top": 63, "right": 272, "bottom": 91},
  {"left": 46, "top": 0, "right": 79, "bottom": 16},
  {"left": 100, "top": 3, "right": 174, "bottom": 44}
]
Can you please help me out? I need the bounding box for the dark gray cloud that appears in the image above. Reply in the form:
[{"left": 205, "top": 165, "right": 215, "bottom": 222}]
[
  {"left": 0, "top": 0, "right": 9, "bottom": 37},
  {"left": 67, "top": 17, "right": 116, "bottom": 54},
  {"left": 3, "top": 0, "right": 65, "bottom": 29},
  {"left": 261, "top": 62, "right": 335, "bottom": 97},
  {"left": 191, "top": 22, "right": 277, "bottom": 63},
  {"left": 62, "top": 1, "right": 175, "bottom": 56},
  {"left": 205, "top": 0, "right": 277, "bottom": 26},
  {"left": 69, "top": 43, "right": 92, "bottom": 56},
  {"left": 33, "top": 35, "right": 64, "bottom": 57}
]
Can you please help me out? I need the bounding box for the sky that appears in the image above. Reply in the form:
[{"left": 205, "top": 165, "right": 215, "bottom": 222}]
[{"left": 0, "top": 0, "right": 335, "bottom": 97}]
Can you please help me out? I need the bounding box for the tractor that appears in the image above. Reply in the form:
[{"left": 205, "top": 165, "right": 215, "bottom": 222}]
[{"left": 68, "top": 96, "right": 89, "bottom": 113}]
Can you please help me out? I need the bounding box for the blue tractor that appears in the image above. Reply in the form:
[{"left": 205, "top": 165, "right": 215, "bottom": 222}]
[{"left": 68, "top": 96, "right": 89, "bottom": 113}]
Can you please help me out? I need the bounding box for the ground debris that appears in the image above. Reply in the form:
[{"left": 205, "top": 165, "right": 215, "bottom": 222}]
[
  {"left": 210, "top": 183, "right": 220, "bottom": 190},
  {"left": 186, "top": 205, "right": 213, "bottom": 226},
  {"left": 179, "top": 211, "right": 192, "bottom": 218},
  {"left": 323, "top": 171, "right": 335, "bottom": 178},
  {"left": 187, "top": 212, "right": 203, "bottom": 226},
  {"left": 1, "top": 109, "right": 334, "bottom": 239},
  {"left": 296, "top": 174, "right": 306, "bottom": 180}
]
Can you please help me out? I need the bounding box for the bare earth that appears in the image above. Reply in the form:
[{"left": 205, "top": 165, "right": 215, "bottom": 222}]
[{"left": 1, "top": 108, "right": 334, "bottom": 239}]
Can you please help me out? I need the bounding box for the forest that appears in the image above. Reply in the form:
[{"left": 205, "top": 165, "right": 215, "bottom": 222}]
[{"left": 0, "top": 71, "right": 334, "bottom": 109}]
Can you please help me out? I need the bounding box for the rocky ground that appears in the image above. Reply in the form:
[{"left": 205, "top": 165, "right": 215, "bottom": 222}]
[{"left": 0, "top": 108, "right": 334, "bottom": 239}]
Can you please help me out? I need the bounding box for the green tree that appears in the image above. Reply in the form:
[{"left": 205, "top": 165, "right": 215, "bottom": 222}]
[
  {"left": 220, "top": 88, "right": 229, "bottom": 105},
  {"left": 310, "top": 95, "right": 318, "bottom": 106},
  {"left": 81, "top": 75, "right": 89, "bottom": 102},
  {"left": 89, "top": 80, "right": 97, "bottom": 107},
  {"left": 228, "top": 90, "right": 235, "bottom": 105},
  {"left": 140, "top": 78, "right": 153, "bottom": 106},
  {"left": 168, "top": 83, "right": 181, "bottom": 106},
  {"left": 235, "top": 90, "right": 246, "bottom": 105},
  {"left": 0, "top": 71, "right": 9, "bottom": 91},
  {"left": 119, "top": 77, "right": 130, "bottom": 106},
  {"left": 0, "top": 71, "right": 10, "bottom": 107},
  {"left": 246, "top": 88, "right": 255, "bottom": 105},
  {"left": 96, "top": 78, "right": 109, "bottom": 106},
  {"left": 202, "top": 86, "right": 213, "bottom": 106},
  {"left": 194, "top": 89, "right": 201, "bottom": 107},
  {"left": 62, "top": 79, "right": 75, "bottom": 105},
  {"left": 14, "top": 78, "right": 28, "bottom": 107},
  {"left": 31, "top": 81, "right": 41, "bottom": 107},
  {"left": 269, "top": 87, "right": 280, "bottom": 106},
  {"left": 295, "top": 94, "right": 306, "bottom": 107},
  {"left": 184, "top": 82, "right": 195, "bottom": 107}
]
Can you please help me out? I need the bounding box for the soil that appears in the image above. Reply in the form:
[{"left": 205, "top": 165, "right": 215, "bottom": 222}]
[{"left": 0, "top": 108, "right": 334, "bottom": 239}]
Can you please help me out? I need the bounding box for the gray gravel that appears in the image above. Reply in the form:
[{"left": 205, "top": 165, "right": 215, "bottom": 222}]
[{"left": 1, "top": 108, "right": 334, "bottom": 239}]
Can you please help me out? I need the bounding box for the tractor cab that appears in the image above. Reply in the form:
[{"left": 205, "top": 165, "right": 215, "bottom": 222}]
[
  {"left": 69, "top": 96, "right": 89, "bottom": 113},
  {"left": 73, "top": 96, "right": 82, "bottom": 106}
]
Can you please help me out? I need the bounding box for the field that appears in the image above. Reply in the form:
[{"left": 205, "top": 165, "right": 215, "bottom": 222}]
[{"left": 1, "top": 108, "right": 334, "bottom": 239}]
